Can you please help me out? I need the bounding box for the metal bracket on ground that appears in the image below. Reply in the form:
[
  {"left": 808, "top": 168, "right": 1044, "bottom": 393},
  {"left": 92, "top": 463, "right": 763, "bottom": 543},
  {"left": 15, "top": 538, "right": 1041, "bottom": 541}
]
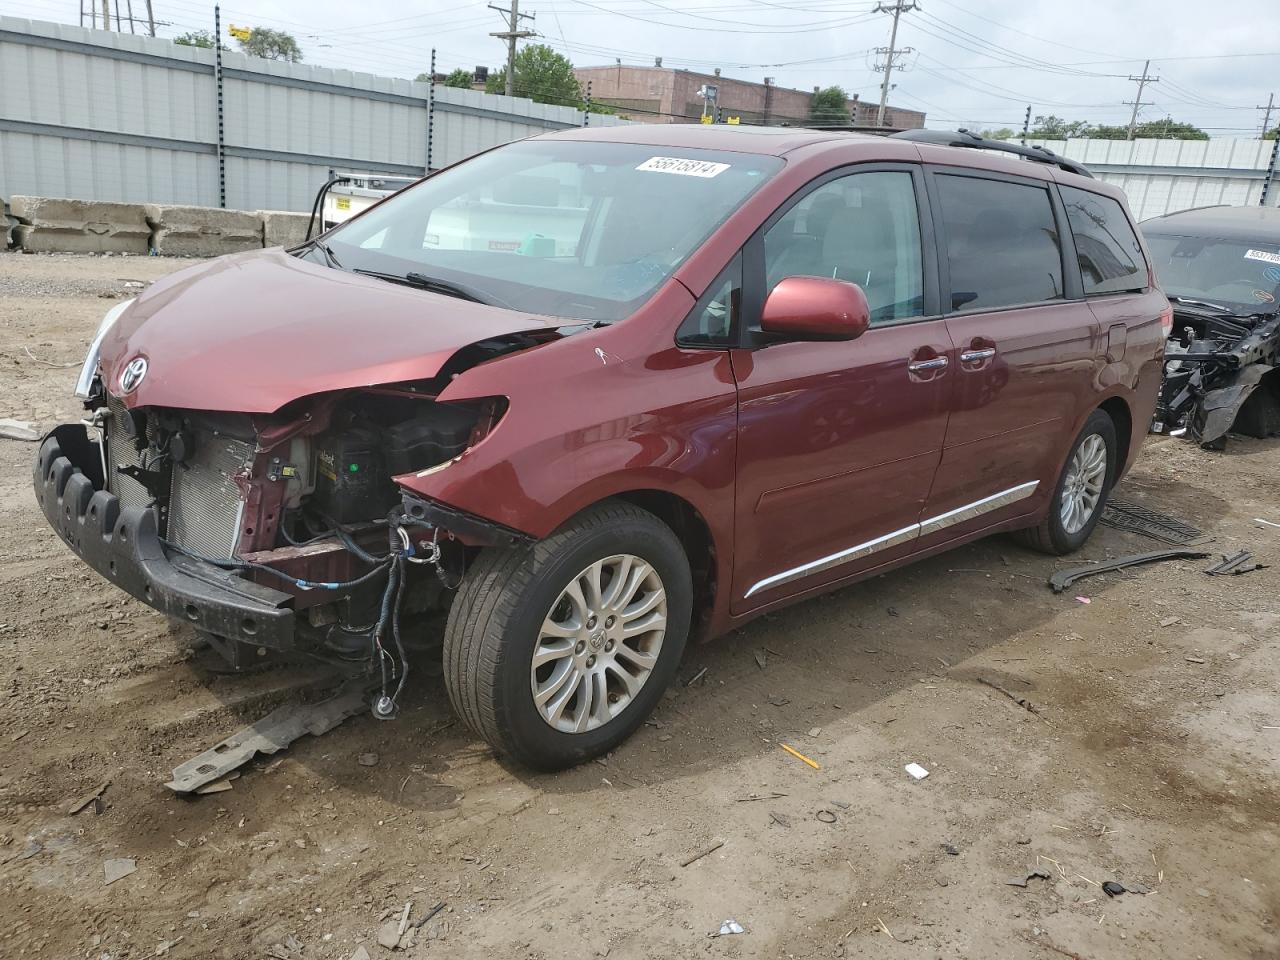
[{"left": 165, "top": 678, "right": 371, "bottom": 793}]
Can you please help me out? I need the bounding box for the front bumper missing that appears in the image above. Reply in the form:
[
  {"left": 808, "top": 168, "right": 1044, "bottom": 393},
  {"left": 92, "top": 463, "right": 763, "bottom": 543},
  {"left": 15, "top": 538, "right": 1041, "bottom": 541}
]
[{"left": 35, "top": 425, "right": 296, "bottom": 648}]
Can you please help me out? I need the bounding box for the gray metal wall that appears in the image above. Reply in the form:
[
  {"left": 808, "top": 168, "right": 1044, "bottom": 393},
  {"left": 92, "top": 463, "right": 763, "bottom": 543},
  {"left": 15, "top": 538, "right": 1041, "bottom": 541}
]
[
  {"left": 1016, "top": 136, "right": 1280, "bottom": 221},
  {"left": 0, "top": 16, "right": 628, "bottom": 212}
]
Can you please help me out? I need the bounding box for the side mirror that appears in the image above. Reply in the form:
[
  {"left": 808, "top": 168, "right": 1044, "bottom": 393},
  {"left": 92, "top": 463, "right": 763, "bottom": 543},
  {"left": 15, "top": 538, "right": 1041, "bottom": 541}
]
[{"left": 760, "top": 276, "right": 871, "bottom": 342}]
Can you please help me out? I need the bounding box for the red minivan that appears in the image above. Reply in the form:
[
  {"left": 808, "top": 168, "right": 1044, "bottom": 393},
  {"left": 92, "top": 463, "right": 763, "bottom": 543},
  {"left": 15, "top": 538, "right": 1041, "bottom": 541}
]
[{"left": 36, "top": 126, "right": 1170, "bottom": 769}]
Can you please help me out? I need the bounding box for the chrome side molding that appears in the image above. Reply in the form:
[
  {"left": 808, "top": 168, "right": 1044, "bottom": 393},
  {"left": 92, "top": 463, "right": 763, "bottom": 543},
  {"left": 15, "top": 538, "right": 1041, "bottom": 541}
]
[
  {"left": 743, "top": 480, "right": 1040, "bottom": 599},
  {"left": 918, "top": 480, "right": 1039, "bottom": 537}
]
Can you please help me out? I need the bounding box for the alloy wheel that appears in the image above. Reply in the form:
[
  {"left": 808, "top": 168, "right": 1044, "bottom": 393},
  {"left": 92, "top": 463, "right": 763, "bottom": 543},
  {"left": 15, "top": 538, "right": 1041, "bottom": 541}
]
[
  {"left": 530, "top": 554, "right": 668, "bottom": 734},
  {"left": 1060, "top": 433, "right": 1107, "bottom": 535}
]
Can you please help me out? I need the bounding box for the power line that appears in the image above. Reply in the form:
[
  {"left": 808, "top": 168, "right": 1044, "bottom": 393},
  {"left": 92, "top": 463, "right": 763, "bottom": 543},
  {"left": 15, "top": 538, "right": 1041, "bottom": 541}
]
[
  {"left": 873, "top": 0, "right": 916, "bottom": 126},
  {"left": 488, "top": 0, "right": 536, "bottom": 97},
  {"left": 1123, "top": 58, "right": 1158, "bottom": 139}
]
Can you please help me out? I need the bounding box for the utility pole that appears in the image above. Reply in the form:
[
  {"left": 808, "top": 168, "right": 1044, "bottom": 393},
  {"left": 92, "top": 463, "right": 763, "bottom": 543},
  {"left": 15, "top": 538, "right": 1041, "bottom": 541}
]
[
  {"left": 1124, "top": 59, "right": 1158, "bottom": 140},
  {"left": 1258, "top": 92, "right": 1275, "bottom": 139},
  {"left": 144, "top": 0, "right": 155, "bottom": 36},
  {"left": 1020, "top": 104, "right": 1031, "bottom": 144},
  {"left": 489, "top": 0, "right": 535, "bottom": 98},
  {"left": 873, "top": 1, "right": 917, "bottom": 128}
]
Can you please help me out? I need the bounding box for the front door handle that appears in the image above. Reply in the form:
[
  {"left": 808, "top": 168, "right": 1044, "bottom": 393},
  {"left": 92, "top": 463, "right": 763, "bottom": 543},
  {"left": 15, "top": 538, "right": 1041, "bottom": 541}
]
[
  {"left": 907, "top": 356, "right": 949, "bottom": 372},
  {"left": 960, "top": 347, "right": 996, "bottom": 362}
]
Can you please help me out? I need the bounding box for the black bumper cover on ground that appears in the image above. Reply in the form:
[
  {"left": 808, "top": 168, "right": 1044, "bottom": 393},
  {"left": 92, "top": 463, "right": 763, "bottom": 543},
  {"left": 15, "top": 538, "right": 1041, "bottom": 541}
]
[{"left": 34, "top": 424, "right": 296, "bottom": 648}]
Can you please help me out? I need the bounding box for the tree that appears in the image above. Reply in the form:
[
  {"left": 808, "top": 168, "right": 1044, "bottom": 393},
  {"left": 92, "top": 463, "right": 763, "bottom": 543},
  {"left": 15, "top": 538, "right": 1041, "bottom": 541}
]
[
  {"left": 808, "top": 86, "right": 850, "bottom": 128},
  {"left": 485, "top": 44, "right": 580, "bottom": 106},
  {"left": 1027, "top": 115, "right": 1095, "bottom": 139},
  {"left": 979, "top": 127, "right": 1016, "bottom": 140},
  {"left": 1266, "top": 126, "right": 1279, "bottom": 140},
  {"left": 1029, "top": 115, "right": 1208, "bottom": 141},
  {"left": 237, "top": 27, "right": 303, "bottom": 63},
  {"left": 174, "top": 30, "right": 223, "bottom": 50},
  {"left": 444, "top": 68, "right": 474, "bottom": 89}
]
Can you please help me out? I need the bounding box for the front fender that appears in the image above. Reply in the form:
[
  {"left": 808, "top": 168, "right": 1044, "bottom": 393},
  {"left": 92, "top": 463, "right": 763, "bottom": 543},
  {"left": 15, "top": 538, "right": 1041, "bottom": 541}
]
[{"left": 396, "top": 281, "right": 738, "bottom": 545}]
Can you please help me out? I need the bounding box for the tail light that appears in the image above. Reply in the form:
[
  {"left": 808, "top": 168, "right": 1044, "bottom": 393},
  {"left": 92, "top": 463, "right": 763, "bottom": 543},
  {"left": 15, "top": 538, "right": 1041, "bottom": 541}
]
[{"left": 1158, "top": 303, "right": 1174, "bottom": 339}]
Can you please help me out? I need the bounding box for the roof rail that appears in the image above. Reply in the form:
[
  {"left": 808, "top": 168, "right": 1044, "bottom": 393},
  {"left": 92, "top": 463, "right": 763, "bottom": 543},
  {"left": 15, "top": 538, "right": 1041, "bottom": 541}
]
[{"left": 889, "top": 128, "right": 1094, "bottom": 179}]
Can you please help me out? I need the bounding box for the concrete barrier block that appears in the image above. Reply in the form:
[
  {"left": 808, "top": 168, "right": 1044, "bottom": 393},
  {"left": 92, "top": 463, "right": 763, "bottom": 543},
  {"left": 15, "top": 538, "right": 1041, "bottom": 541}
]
[
  {"left": 259, "top": 209, "right": 313, "bottom": 250},
  {"left": 144, "top": 204, "right": 264, "bottom": 257},
  {"left": 2, "top": 197, "right": 13, "bottom": 249},
  {"left": 10, "top": 196, "right": 150, "bottom": 254}
]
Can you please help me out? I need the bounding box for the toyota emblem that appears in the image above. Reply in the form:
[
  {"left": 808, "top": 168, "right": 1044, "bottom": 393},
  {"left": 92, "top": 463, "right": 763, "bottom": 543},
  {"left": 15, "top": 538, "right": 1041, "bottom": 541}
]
[{"left": 119, "top": 356, "right": 148, "bottom": 393}]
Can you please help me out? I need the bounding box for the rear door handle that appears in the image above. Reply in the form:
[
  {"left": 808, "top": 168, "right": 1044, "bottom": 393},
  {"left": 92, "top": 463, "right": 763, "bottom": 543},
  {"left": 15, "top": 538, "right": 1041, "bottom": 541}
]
[
  {"left": 907, "top": 356, "right": 949, "bottom": 372},
  {"left": 960, "top": 347, "right": 996, "bottom": 362}
]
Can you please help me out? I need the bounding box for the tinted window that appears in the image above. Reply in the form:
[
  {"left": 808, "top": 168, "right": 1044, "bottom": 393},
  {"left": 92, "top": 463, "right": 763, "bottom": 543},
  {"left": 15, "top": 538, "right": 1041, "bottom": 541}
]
[
  {"left": 678, "top": 256, "right": 740, "bottom": 346},
  {"left": 1060, "top": 186, "right": 1146, "bottom": 295},
  {"left": 936, "top": 175, "right": 1064, "bottom": 311},
  {"left": 762, "top": 170, "right": 924, "bottom": 326}
]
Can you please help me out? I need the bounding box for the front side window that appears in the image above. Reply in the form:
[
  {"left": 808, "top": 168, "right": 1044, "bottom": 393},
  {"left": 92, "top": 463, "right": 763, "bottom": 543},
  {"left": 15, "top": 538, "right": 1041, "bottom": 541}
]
[
  {"left": 325, "top": 141, "right": 782, "bottom": 322},
  {"left": 678, "top": 256, "right": 741, "bottom": 346},
  {"left": 1060, "top": 186, "right": 1147, "bottom": 295},
  {"left": 762, "top": 170, "right": 924, "bottom": 326},
  {"left": 935, "top": 174, "right": 1064, "bottom": 311}
]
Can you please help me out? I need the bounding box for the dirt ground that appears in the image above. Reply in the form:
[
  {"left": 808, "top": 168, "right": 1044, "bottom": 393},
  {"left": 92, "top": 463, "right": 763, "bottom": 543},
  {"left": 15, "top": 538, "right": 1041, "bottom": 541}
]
[{"left": 1, "top": 251, "right": 1277, "bottom": 960}]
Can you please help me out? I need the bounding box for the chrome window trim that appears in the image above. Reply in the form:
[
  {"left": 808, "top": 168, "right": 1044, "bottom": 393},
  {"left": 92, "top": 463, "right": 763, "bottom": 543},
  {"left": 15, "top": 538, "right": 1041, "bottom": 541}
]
[{"left": 743, "top": 480, "right": 1040, "bottom": 599}]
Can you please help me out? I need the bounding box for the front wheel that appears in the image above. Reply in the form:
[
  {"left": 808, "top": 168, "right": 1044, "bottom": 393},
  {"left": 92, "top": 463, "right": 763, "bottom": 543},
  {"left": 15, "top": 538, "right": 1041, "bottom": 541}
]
[
  {"left": 1015, "top": 409, "right": 1117, "bottom": 555},
  {"left": 443, "top": 500, "right": 692, "bottom": 770}
]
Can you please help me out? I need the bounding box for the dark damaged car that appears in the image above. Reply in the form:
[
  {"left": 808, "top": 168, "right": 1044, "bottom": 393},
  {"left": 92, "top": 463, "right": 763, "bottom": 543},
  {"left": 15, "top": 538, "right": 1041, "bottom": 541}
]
[
  {"left": 36, "top": 126, "right": 1167, "bottom": 769},
  {"left": 1145, "top": 205, "right": 1280, "bottom": 446}
]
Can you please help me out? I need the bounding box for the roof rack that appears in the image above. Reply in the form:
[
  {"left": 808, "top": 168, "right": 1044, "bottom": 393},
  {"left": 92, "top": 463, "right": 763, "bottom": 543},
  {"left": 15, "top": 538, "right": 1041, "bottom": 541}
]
[{"left": 889, "top": 128, "right": 1093, "bottom": 179}]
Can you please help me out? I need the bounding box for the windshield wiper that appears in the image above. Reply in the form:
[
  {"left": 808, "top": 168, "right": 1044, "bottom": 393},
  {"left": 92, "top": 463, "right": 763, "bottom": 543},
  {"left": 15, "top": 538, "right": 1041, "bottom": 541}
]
[
  {"left": 303, "top": 238, "right": 344, "bottom": 270},
  {"left": 353, "top": 269, "right": 507, "bottom": 307},
  {"left": 1170, "top": 295, "right": 1231, "bottom": 314}
]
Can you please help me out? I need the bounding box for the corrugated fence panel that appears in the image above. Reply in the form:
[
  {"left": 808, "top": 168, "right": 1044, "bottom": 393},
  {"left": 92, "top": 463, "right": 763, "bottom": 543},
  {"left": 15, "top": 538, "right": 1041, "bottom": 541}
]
[
  {"left": 1022, "top": 136, "right": 1280, "bottom": 220},
  {"left": 0, "top": 16, "right": 623, "bottom": 213}
]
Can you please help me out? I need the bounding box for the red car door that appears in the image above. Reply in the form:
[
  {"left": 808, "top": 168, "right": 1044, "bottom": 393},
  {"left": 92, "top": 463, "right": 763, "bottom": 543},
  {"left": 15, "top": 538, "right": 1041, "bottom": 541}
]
[
  {"left": 920, "top": 169, "right": 1100, "bottom": 538},
  {"left": 729, "top": 166, "right": 953, "bottom": 613}
]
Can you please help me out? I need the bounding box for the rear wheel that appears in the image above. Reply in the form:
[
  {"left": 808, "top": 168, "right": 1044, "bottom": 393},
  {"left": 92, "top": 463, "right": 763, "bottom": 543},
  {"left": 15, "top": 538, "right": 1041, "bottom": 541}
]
[
  {"left": 443, "top": 500, "right": 691, "bottom": 770},
  {"left": 1015, "top": 409, "right": 1116, "bottom": 555}
]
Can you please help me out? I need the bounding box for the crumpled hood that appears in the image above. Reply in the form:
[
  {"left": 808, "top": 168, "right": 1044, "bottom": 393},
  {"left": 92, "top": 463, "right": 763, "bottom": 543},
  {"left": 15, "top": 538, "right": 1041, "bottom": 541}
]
[{"left": 99, "top": 248, "right": 564, "bottom": 413}]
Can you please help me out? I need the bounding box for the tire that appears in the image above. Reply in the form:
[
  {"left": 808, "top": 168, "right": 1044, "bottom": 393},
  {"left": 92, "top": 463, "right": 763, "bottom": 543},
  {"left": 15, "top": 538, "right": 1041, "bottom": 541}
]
[
  {"left": 1014, "top": 409, "right": 1117, "bottom": 556},
  {"left": 443, "top": 500, "right": 692, "bottom": 770}
]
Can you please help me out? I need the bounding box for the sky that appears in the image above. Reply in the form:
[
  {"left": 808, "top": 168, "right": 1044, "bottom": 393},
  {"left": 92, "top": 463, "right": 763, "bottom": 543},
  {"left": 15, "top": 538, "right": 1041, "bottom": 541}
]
[{"left": 6, "top": 0, "right": 1279, "bottom": 135}]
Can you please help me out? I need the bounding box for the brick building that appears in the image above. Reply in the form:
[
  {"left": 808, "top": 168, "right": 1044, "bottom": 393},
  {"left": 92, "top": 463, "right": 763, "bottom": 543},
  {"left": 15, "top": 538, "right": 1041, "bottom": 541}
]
[{"left": 572, "top": 63, "right": 925, "bottom": 129}]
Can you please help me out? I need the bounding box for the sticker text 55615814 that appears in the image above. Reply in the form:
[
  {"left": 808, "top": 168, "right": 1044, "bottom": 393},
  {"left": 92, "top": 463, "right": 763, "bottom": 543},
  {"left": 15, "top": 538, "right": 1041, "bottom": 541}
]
[{"left": 636, "top": 156, "right": 731, "bottom": 178}]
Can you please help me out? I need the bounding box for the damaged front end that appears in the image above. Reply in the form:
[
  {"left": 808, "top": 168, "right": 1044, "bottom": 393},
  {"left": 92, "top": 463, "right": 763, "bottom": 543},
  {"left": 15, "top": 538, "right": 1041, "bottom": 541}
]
[
  {"left": 36, "top": 341, "right": 551, "bottom": 719},
  {"left": 1154, "top": 307, "right": 1280, "bottom": 448}
]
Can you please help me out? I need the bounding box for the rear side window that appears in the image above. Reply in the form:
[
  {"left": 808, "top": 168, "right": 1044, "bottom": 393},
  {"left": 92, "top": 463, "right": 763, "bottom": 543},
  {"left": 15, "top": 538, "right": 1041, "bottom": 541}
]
[
  {"left": 1060, "top": 186, "right": 1147, "bottom": 295},
  {"left": 935, "top": 174, "right": 1064, "bottom": 311}
]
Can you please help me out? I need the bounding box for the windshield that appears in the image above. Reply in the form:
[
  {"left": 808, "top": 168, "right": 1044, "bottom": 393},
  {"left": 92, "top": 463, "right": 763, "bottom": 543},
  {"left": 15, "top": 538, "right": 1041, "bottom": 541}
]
[
  {"left": 1146, "top": 232, "right": 1280, "bottom": 315},
  {"left": 323, "top": 140, "right": 783, "bottom": 321}
]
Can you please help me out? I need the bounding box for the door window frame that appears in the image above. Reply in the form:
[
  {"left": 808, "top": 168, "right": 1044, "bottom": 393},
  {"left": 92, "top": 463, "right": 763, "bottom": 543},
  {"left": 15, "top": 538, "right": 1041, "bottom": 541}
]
[
  {"left": 922, "top": 164, "right": 1084, "bottom": 316},
  {"left": 735, "top": 162, "right": 942, "bottom": 349}
]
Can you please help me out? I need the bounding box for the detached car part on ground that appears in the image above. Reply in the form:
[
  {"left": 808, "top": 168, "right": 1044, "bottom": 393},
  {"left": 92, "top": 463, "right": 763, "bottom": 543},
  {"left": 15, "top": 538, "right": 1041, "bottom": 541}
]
[
  {"left": 1145, "top": 206, "right": 1280, "bottom": 447},
  {"left": 36, "top": 126, "right": 1167, "bottom": 770}
]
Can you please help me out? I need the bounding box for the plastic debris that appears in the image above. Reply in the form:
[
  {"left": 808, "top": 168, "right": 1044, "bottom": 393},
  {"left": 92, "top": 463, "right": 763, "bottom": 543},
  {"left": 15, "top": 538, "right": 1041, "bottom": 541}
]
[
  {"left": 941, "top": 843, "right": 959, "bottom": 856},
  {"left": 1049, "top": 548, "right": 1211, "bottom": 593},
  {"left": 1102, "top": 880, "right": 1126, "bottom": 897},
  {"left": 1005, "top": 867, "right": 1051, "bottom": 888},
  {"left": 781, "top": 743, "right": 821, "bottom": 769},
  {"left": 715, "top": 920, "right": 746, "bottom": 937},
  {"left": 815, "top": 810, "right": 837, "bottom": 824},
  {"left": 904, "top": 762, "right": 929, "bottom": 780},
  {"left": 103, "top": 858, "right": 137, "bottom": 885},
  {"left": 0, "top": 419, "right": 40, "bottom": 442}
]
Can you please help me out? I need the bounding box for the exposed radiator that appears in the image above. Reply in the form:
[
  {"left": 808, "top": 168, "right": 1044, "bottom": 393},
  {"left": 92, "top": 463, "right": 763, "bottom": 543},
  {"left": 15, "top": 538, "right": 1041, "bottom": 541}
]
[
  {"left": 103, "top": 396, "right": 155, "bottom": 511},
  {"left": 168, "top": 434, "right": 254, "bottom": 560}
]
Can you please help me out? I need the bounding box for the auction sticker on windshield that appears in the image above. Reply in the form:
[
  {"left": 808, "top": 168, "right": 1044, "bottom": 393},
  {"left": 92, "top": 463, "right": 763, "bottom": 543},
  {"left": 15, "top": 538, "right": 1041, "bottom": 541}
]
[
  {"left": 1244, "top": 248, "right": 1280, "bottom": 265},
  {"left": 636, "top": 157, "right": 731, "bottom": 178}
]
